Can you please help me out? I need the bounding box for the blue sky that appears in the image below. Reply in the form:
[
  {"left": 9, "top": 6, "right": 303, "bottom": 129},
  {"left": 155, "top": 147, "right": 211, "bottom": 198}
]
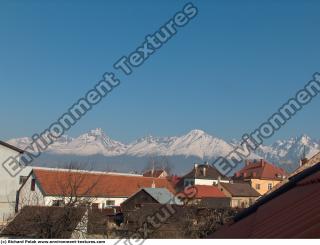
[{"left": 0, "top": 0, "right": 320, "bottom": 143}]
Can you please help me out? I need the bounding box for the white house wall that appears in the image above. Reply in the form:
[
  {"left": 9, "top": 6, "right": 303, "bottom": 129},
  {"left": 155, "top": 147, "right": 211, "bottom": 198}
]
[
  {"left": 194, "top": 179, "right": 216, "bottom": 185},
  {"left": 184, "top": 178, "right": 230, "bottom": 187},
  {"left": 42, "top": 196, "right": 127, "bottom": 208},
  {"left": 0, "top": 145, "right": 32, "bottom": 223},
  {"left": 18, "top": 173, "right": 45, "bottom": 210},
  {"left": 90, "top": 197, "right": 127, "bottom": 208}
]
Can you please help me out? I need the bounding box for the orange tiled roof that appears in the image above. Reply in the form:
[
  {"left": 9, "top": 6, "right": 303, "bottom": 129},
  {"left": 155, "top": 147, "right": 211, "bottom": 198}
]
[
  {"left": 193, "top": 185, "right": 226, "bottom": 198},
  {"left": 32, "top": 169, "right": 175, "bottom": 197},
  {"left": 234, "top": 159, "right": 287, "bottom": 180}
]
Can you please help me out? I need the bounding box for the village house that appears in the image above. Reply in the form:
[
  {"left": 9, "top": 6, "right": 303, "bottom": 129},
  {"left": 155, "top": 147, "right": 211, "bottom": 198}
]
[
  {"left": 187, "top": 185, "right": 231, "bottom": 208},
  {"left": 218, "top": 182, "right": 260, "bottom": 208},
  {"left": 0, "top": 140, "right": 31, "bottom": 224},
  {"left": 17, "top": 167, "right": 176, "bottom": 211},
  {"left": 233, "top": 159, "right": 287, "bottom": 195},
  {"left": 176, "top": 162, "right": 229, "bottom": 191},
  {"left": 121, "top": 187, "right": 182, "bottom": 211}
]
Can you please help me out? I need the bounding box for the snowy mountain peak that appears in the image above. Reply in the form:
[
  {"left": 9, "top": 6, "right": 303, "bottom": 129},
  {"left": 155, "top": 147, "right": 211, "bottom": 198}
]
[
  {"left": 186, "top": 129, "right": 206, "bottom": 137},
  {"left": 88, "top": 128, "right": 106, "bottom": 137},
  {"left": 297, "top": 134, "right": 312, "bottom": 145},
  {"left": 136, "top": 135, "right": 159, "bottom": 143}
]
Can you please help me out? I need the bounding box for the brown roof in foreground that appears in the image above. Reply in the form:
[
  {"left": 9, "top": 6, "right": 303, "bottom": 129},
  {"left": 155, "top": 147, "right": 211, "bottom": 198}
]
[
  {"left": 211, "top": 162, "right": 320, "bottom": 238},
  {"left": 234, "top": 159, "right": 287, "bottom": 180},
  {"left": 32, "top": 168, "right": 175, "bottom": 198},
  {"left": 0, "top": 140, "right": 24, "bottom": 153},
  {"left": 220, "top": 182, "right": 260, "bottom": 197}
]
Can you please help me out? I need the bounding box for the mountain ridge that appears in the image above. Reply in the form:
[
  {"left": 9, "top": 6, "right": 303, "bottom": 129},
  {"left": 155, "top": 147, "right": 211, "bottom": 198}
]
[{"left": 6, "top": 128, "right": 320, "bottom": 170}]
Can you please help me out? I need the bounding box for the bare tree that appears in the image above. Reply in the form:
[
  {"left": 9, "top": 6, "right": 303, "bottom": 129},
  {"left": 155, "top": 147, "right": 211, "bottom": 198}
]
[
  {"left": 144, "top": 156, "right": 173, "bottom": 175},
  {"left": 55, "top": 162, "right": 102, "bottom": 207},
  {"left": 181, "top": 207, "right": 238, "bottom": 238}
]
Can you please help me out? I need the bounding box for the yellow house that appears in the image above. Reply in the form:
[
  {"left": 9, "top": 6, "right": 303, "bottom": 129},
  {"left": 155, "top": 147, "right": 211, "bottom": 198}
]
[{"left": 233, "top": 159, "right": 287, "bottom": 195}]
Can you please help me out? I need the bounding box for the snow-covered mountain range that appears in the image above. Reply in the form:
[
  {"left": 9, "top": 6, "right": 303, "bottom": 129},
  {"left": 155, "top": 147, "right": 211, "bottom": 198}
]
[{"left": 6, "top": 128, "right": 320, "bottom": 170}]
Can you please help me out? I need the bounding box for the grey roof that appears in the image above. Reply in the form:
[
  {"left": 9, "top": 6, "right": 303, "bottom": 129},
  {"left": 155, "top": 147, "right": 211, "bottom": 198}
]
[
  {"left": 220, "top": 182, "right": 260, "bottom": 197},
  {"left": 143, "top": 188, "right": 183, "bottom": 205}
]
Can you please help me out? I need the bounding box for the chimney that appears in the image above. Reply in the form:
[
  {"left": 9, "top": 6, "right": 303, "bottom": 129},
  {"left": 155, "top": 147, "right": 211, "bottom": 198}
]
[
  {"left": 151, "top": 180, "right": 156, "bottom": 188},
  {"left": 300, "top": 146, "right": 308, "bottom": 166},
  {"left": 203, "top": 167, "right": 207, "bottom": 177},
  {"left": 151, "top": 160, "right": 155, "bottom": 177},
  {"left": 300, "top": 158, "right": 309, "bottom": 166},
  {"left": 245, "top": 160, "right": 250, "bottom": 166},
  {"left": 261, "top": 159, "right": 265, "bottom": 167}
]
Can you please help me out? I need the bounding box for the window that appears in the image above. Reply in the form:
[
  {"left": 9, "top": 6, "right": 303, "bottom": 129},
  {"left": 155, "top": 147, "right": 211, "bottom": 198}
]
[
  {"left": 184, "top": 179, "right": 194, "bottom": 186},
  {"left": 31, "top": 179, "right": 36, "bottom": 191},
  {"left": 106, "top": 200, "right": 115, "bottom": 206},
  {"left": 52, "top": 200, "right": 64, "bottom": 207},
  {"left": 19, "top": 176, "right": 28, "bottom": 185},
  {"left": 256, "top": 184, "right": 261, "bottom": 190},
  {"left": 268, "top": 183, "right": 273, "bottom": 190}
]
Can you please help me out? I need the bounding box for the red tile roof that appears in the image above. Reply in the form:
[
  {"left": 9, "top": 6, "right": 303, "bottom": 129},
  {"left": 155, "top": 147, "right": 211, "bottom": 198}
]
[
  {"left": 32, "top": 169, "right": 175, "bottom": 197},
  {"left": 211, "top": 162, "right": 320, "bottom": 238},
  {"left": 193, "top": 185, "right": 226, "bottom": 198},
  {"left": 234, "top": 159, "right": 287, "bottom": 180}
]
